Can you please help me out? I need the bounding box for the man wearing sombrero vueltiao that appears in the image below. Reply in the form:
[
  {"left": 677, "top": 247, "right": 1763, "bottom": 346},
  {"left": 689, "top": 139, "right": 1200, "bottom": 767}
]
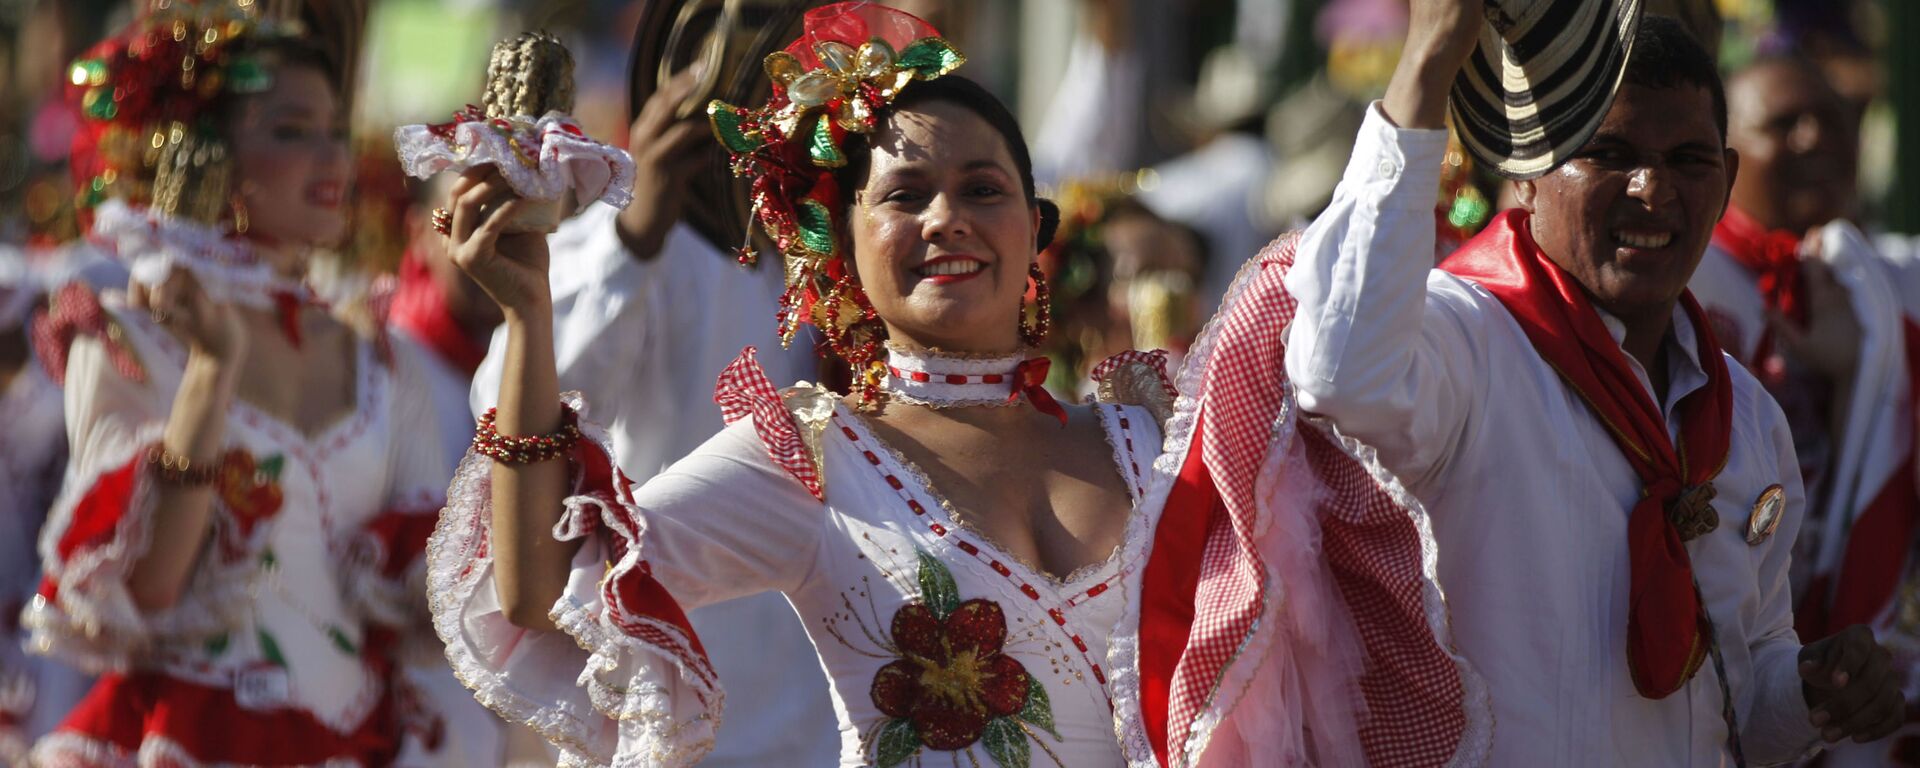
[{"left": 1284, "top": 0, "right": 1906, "bottom": 764}]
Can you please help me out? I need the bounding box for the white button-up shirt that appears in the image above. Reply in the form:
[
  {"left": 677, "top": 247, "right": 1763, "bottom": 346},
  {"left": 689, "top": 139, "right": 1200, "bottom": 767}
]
[{"left": 1283, "top": 104, "right": 1821, "bottom": 766}]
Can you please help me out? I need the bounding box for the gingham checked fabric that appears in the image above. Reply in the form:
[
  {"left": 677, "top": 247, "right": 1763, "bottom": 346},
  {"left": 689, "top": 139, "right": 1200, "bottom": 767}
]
[
  {"left": 569, "top": 420, "right": 722, "bottom": 699},
  {"left": 1090, "top": 349, "right": 1178, "bottom": 399},
  {"left": 713, "top": 346, "right": 824, "bottom": 500},
  {"left": 1153, "top": 234, "right": 1470, "bottom": 766},
  {"left": 31, "top": 282, "right": 145, "bottom": 385}
]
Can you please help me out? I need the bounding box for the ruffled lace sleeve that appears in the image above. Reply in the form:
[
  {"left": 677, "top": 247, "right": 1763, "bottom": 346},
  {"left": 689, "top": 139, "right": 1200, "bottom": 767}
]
[
  {"left": 22, "top": 298, "right": 255, "bottom": 671},
  {"left": 428, "top": 392, "right": 825, "bottom": 767}
]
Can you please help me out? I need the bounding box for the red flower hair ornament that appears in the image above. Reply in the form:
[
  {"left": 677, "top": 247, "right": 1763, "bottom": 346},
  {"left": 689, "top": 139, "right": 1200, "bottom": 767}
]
[
  {"left": 66, "top": 1, "right": 300, "bottom": 225},
  {"left": 707, "top": 1, "right": 965, "bottom": 407}
]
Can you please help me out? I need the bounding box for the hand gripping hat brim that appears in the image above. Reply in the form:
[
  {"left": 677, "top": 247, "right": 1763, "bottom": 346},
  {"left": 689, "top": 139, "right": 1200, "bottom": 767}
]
[
  {"left": 628, "top": 0, "right": 813, "bottom": 252},
  {"left": 1450, "top": 0, "right": 1644, "bottom": 180}
]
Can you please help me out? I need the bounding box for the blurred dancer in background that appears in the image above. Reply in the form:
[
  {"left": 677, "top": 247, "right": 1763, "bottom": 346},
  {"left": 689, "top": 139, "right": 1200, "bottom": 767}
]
[
  {"left": 1689, "top": 52, "right": 1920, "bottom": 766},
  {"left": 20, "top": 3, "right": 492, "bottom": 764}
]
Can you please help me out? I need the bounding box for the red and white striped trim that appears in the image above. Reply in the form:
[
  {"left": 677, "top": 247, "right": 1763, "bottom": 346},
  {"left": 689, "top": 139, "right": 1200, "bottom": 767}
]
[
  {"left": 885, "top": 365, "right": 1011, "bottom": 386},
  {"left": 834, "top": 414, "right": 1133, "bottom": 700},
  {"left": 881, "top": 348, "right": 1029, "bottom": 407}
]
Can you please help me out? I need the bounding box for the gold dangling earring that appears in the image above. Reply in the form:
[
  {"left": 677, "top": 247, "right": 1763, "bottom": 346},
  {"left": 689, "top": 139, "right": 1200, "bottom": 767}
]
[
  {"left": 229, "top": 192, "right": 250, "bottom": 235},
  {"left": 1019, "top": 262, "right": 1051, "bottom": 347}
]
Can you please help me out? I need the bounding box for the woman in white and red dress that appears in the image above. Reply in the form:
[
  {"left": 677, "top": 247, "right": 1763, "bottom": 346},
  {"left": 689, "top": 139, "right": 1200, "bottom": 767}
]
[
  {"left": 22, "top": 5, "right": 469, "bottom": 765},
  {"left": 432, "top": 3, "right": 1491, "bottom": 767}
]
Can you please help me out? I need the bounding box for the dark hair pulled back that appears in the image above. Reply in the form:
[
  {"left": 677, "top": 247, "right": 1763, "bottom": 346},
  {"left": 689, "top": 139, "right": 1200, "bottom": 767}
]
[{"left": 833, "top": 76, "right": 1060, "bottom": 249}]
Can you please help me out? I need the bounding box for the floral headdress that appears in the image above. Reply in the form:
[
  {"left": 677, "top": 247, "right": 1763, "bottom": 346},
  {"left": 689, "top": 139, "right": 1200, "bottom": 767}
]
[
  {"left": 67, "top": 1, "right": 303, "bottom": 227},
  {"left": 706, "top": 1, "right": 964, "bottom": 406}
]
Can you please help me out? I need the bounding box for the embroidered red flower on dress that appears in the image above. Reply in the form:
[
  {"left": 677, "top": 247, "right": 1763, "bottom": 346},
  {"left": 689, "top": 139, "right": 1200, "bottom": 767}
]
[
  {"left": 872, "top": 599, "right": 1028, "bottom": 748},
  {"left": 864, "top": 551, "right": 1057, "bottom": 768},
  {"left": 214, "top": 450, "right": 284, "bottom": 561}
]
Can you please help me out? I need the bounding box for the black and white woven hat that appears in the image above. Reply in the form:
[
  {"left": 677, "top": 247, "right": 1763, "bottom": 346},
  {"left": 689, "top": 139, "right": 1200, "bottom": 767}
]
[{"left": 1450, "top": 0, "right": 1645, "bottom": 180}]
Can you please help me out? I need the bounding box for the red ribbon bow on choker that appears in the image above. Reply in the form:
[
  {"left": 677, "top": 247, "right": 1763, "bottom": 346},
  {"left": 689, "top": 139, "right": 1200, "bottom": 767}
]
[{"left": 1012, "top": 357, "right": 1067, "bottom": 425}]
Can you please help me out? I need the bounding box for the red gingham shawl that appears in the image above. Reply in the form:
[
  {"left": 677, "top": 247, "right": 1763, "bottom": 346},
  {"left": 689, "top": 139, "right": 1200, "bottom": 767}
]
[{"left": 1137, "top": 234, "right": 1483, "bottom": 766}]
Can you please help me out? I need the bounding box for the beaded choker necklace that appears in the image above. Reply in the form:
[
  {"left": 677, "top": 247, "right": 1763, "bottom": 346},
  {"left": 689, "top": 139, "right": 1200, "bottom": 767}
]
[{"left": 882, "top": 346, "right": 1067, "bottom": 424}]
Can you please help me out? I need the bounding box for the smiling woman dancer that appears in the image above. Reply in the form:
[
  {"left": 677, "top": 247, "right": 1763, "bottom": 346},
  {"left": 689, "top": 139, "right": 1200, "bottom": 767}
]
[
  {"left": 430, "top": 3, "right": 1488, "bottom": 767},
  {"left": 22, "top": 3, "right": 469, "bottom": 765}
]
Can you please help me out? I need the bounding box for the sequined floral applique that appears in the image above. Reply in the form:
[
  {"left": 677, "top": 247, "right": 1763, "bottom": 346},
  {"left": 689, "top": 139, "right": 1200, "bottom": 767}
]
[{"left": 860, "top": 549, "right": 1061, "bottom": 768}]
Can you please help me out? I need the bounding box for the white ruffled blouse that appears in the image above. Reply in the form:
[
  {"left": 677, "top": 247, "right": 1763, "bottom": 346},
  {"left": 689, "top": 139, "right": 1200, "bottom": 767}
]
[
  {"left": 430, "top": 383, "right": 1167, "bottom": 768},
  {"left": 24, "top": 291, "right": 459, "bottom": 766}
]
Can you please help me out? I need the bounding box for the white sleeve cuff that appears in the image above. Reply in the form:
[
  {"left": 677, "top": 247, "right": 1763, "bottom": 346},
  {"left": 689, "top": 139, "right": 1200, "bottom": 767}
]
[{"left": 1341, "top": 102, "right": 1452, "bottom": 212}]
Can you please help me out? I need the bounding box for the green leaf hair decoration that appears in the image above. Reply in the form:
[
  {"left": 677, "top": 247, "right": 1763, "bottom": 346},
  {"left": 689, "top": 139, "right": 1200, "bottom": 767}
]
[
  {"left": 707, "top": 100, "right": 765, "bottom": 154},
  {"left": 808, "top": 115, "right": 846, "bottom": 168},
  {"left": 795, "top": 199, "right": 838, "bottom": 257},
  {"left": 897, "top": 38, "right": 964, "bottom": 80}
]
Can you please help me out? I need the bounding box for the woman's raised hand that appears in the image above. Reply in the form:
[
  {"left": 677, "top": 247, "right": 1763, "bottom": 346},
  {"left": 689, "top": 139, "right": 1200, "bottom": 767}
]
[
  {"left": 129, "top": 265, "right": 246, "bottom": 362},
  {"left": 446, "top": 165, "right": 554, "bottom": 317}
]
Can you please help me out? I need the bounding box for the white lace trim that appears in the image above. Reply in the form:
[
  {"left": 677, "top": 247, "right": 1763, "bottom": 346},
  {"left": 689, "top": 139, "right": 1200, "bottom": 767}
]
[
  {"left": 26, "top": 426, "right": 255, "bottom": 673},
  {"left": 1106, "top": 250, "right": 1260, "bottom": 768},
  {"left": 30, "top": 730, "right": 366, "bottom": 767},
  {"left": 92, "top": 199, "right": 308, "bottom": 311},
  {"left": 880, "top": 346, "right": 1033, "bottom": 408},
  {"left": 426, "top": 392, "right": 719, "bottom": 768},
  {"left": 427, "top": 451, "right": 612, "bottom": 763},
  {"left": 393, "top": 112, "right": 636, "bottom": 208}
]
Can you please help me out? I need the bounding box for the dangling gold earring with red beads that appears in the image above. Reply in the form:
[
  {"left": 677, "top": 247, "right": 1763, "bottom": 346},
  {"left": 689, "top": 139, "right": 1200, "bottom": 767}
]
[{"left": 1019, "top": 262, "right": 1051, "bottom": 347}]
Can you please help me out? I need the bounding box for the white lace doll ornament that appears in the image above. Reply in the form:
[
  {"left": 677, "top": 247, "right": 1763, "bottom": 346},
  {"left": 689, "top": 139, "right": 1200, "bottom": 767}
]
[{"left": 395, "top": 32, "right": 636, "bottom": 234}]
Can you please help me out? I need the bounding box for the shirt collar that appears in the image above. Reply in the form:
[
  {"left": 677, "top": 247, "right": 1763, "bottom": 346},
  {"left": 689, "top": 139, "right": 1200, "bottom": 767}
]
[{"left": 1595, "top": 303, "right": 1709, "bottom": 419}]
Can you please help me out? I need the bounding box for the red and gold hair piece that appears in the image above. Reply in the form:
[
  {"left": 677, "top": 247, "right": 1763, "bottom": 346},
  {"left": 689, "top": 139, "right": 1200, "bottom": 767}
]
[
  {"left": 706, "top": 1, "right": 964, "bottom": 406},
  {"left": 66, "top": 1, "right": 301, "bottom": 225}
]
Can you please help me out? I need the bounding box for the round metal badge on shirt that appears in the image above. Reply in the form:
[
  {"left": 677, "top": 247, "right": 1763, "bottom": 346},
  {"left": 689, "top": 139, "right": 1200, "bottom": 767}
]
[{"left": 1747, "top": 484, "right": 1786, "bottom": 545}]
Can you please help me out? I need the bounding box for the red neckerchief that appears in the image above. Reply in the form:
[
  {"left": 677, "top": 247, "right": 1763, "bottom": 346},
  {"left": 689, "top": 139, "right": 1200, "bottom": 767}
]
[
  {"left": 1712, "top": 205, "right": 1805, "bottom": 363},
  {"left": 272, "top": 290, "right": 304, "bottom": 349},
  {"left": 1440, "top": 209, "right": 1734, "bottom": 699}
]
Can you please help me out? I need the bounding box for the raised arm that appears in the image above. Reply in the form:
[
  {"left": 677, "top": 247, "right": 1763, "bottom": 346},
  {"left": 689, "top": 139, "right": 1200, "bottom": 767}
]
[
  {"left": 1280, "top": 1, "right": 1486, "bottom": 482},
  {"left": 445, "top": 164, "right": 578, "bottom": 631},
  {"left": 121, "top": 268, "right": 245, "bottom": 611},
  {"left": 1378, "top": 0, "right": 1482, "bottom": 132}
]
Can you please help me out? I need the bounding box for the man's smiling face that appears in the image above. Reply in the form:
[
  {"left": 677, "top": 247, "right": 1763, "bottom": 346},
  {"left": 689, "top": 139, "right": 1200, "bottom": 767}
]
[{"left": 1517, "top": 82, "right": 1738, "bottom": 319}]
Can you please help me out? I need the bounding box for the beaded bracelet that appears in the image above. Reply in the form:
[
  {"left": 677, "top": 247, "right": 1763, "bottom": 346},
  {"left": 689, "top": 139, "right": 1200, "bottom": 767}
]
[
  {"left": 144, "top": 443, "right": 219, "bottom": 486},
  {"left": 473, "top": 404, "right": 582, "bottom": 464}
]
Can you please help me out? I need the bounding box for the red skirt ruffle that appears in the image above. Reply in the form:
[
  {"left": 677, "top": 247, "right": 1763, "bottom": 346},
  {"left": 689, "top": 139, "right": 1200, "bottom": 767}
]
[{"left": 38, "top": 672, "right": 398, "bottom": 767}]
